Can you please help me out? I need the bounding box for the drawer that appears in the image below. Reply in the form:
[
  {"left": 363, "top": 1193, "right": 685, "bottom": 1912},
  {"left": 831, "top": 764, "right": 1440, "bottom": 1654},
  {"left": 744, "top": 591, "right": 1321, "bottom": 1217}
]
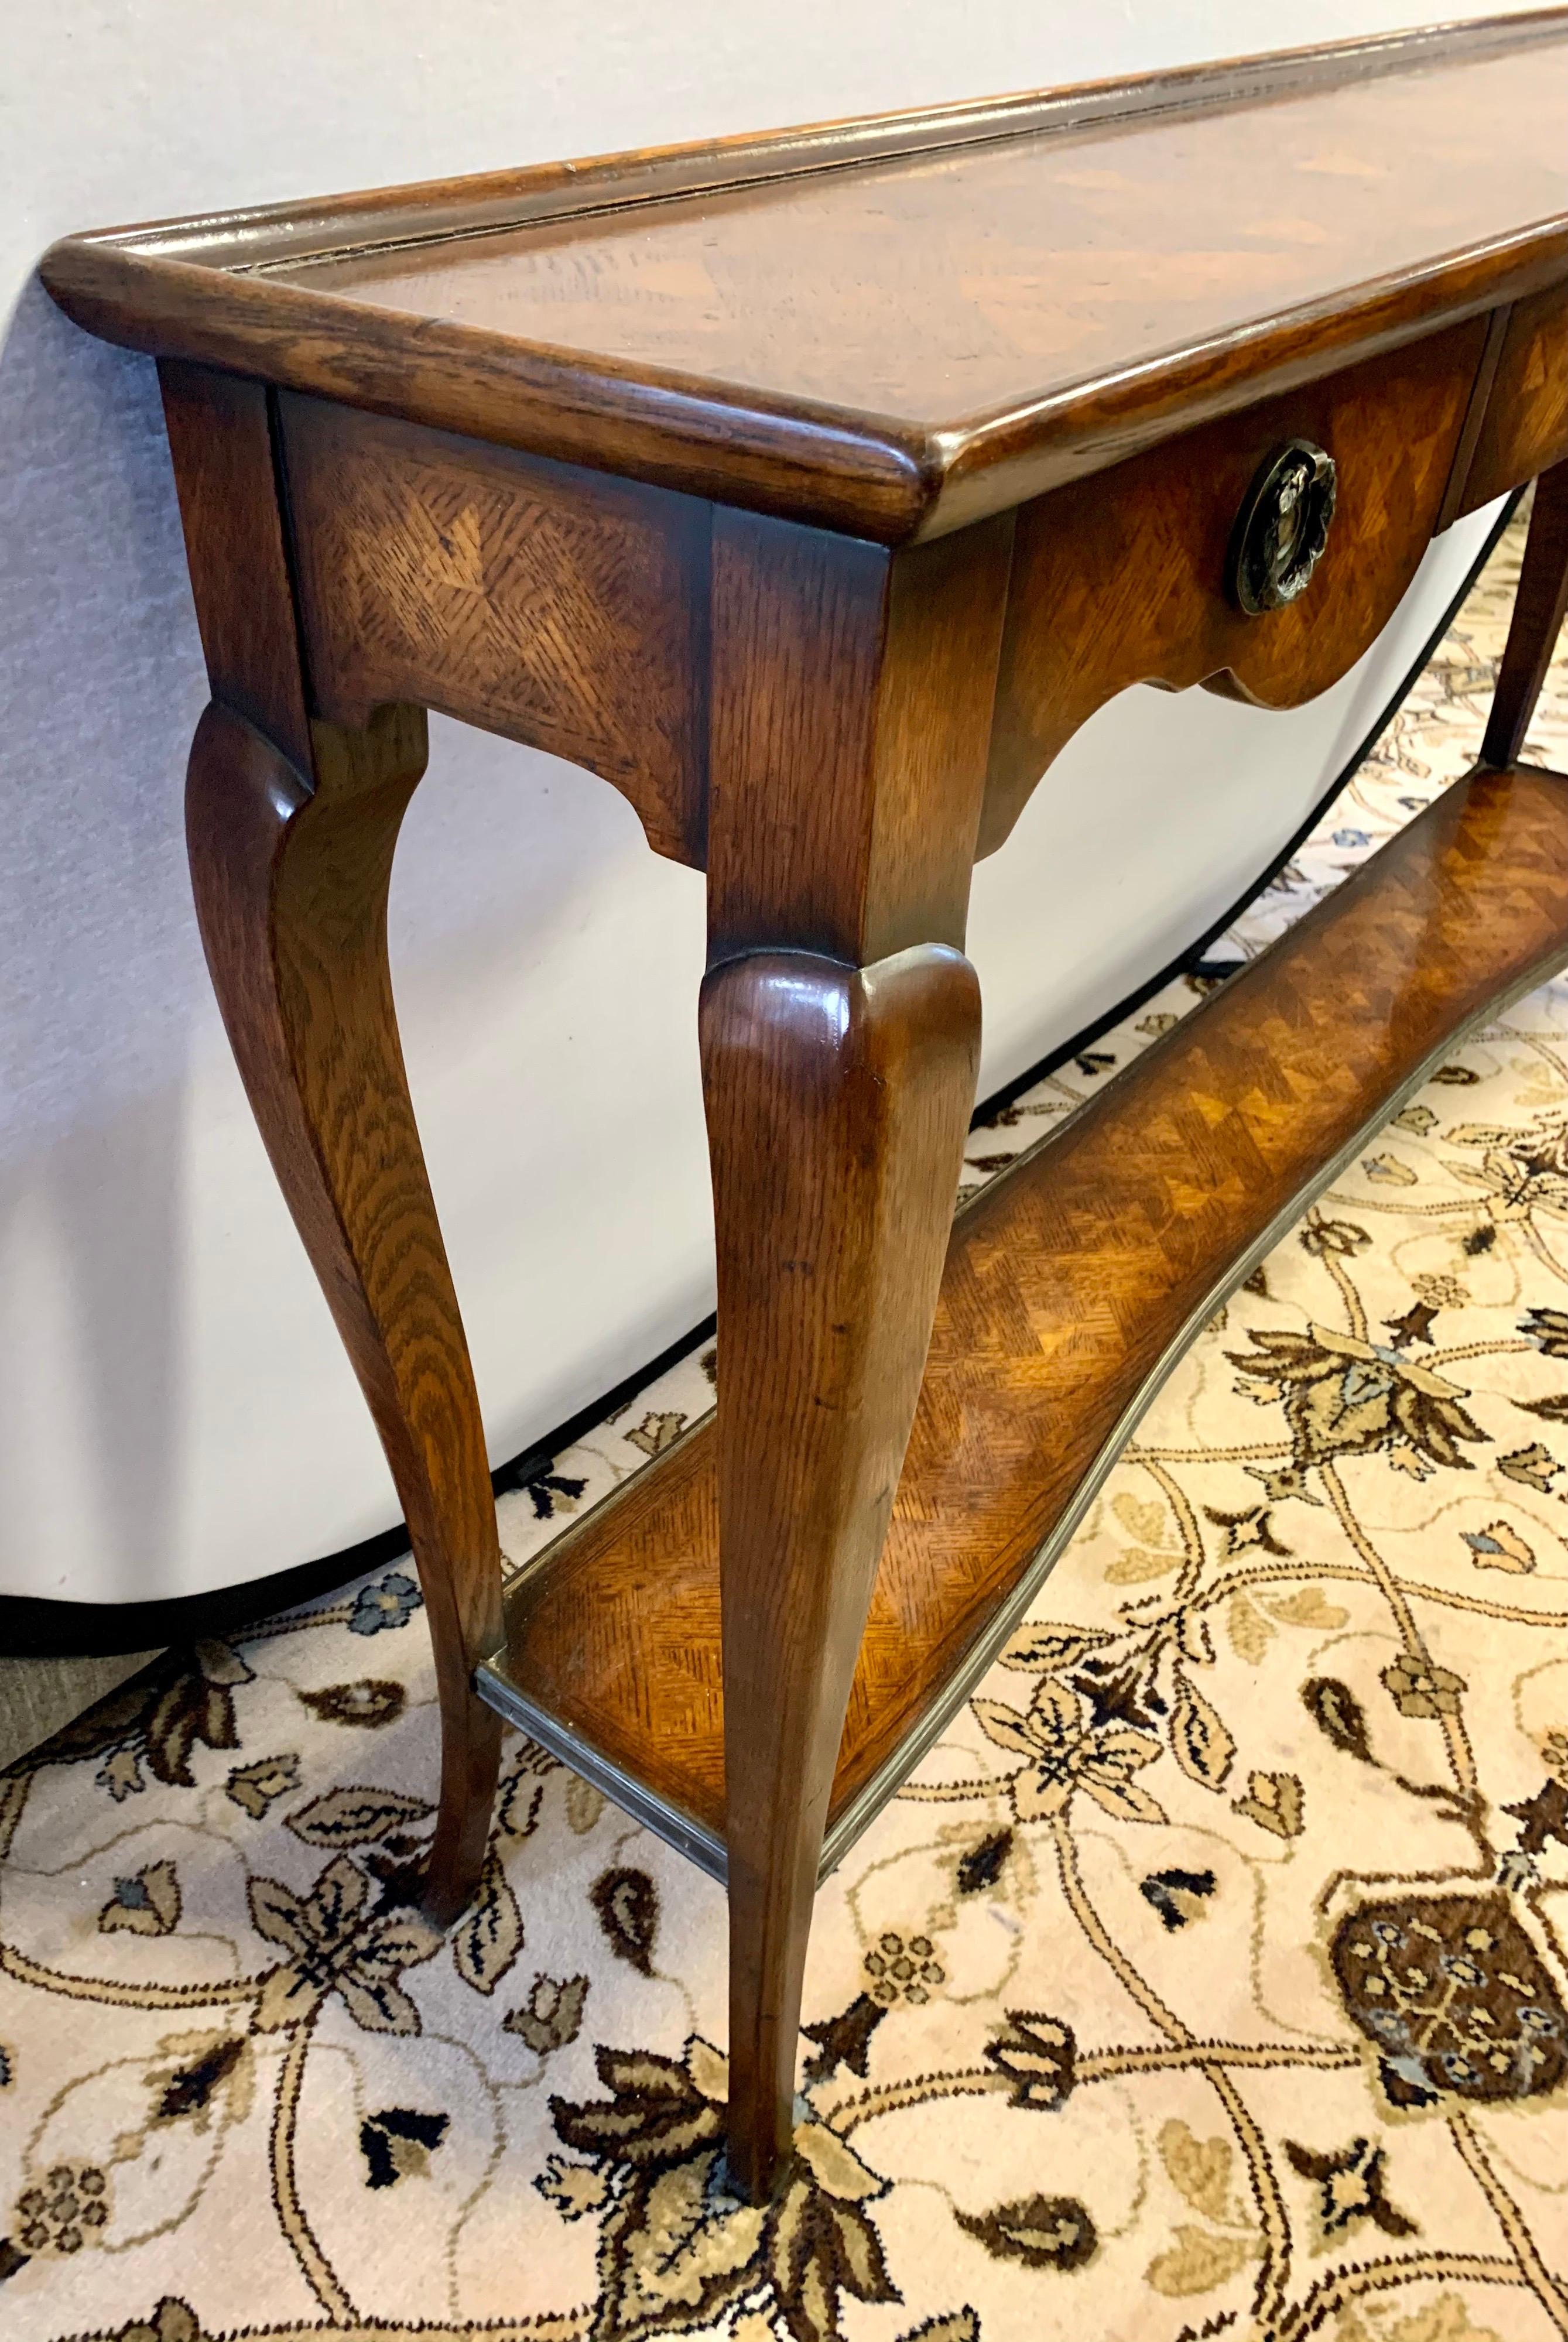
[
  {"left": 981, "top": 317, "right": 1490, "bottom": 857},
  {"left": 1456, "top": 282, "right": 1568, "bottom": 516}
]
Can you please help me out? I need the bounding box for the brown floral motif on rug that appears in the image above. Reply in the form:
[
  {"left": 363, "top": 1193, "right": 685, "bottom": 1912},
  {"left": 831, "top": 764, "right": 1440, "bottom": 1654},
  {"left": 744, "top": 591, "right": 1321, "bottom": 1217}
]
[
  {"left": 1331, "top": 1891, "right": 1567, "bottom": 2111},
  {"left": 544, "top": 2038, "right": 899, "bottom": 2342},
  {"left": 1226, "top": 1320, "right": 1490, "bottom": 1485},
  {"left": 954, "top": 2193, "right": 1097, "bottom": 2272}
]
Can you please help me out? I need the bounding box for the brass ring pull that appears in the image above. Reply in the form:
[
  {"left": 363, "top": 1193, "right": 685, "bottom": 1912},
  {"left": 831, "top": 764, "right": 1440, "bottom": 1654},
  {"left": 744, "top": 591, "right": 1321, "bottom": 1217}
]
[{"left": 1227, "top": 439, "right": 1338, "bottom": 615}]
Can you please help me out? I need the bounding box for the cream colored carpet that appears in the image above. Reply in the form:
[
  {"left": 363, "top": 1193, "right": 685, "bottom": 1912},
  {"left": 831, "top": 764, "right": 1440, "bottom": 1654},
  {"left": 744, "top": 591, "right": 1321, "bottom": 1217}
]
[{"left": 2, "top": 511, "right": 1565, "bottom": 2342}]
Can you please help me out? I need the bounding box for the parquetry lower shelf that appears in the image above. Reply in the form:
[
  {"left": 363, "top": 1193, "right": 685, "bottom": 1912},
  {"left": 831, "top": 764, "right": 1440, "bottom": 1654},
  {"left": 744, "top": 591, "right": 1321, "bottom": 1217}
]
[{"left": 478, "top": 762, "right": 1568, "bottom": 1878}]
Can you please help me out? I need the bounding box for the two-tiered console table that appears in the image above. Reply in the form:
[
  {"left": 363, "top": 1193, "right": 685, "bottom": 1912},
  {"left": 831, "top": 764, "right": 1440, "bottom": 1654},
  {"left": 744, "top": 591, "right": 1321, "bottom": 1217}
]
[{"left": 42, "top": 9, "right": 1568, "bottom": 2200}]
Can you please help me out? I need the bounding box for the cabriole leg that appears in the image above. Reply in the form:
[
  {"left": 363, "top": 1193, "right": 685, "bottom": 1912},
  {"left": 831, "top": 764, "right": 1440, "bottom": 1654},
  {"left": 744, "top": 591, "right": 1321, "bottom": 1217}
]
[
  {"left": 161, "top": 357, "right": 504, "bottom": 1928},
  {"left": 1484, "top": 458, "right": 1568, "bottom": 770},
  {"left": 702, "top": 944, "right": 980, "bottom": 2201},
  {"left": 186, "top": 700, "right": 503, "bottom": 1925},
  {"left": 702, "top": 505, "right": 1012, "bottom": 2199}
]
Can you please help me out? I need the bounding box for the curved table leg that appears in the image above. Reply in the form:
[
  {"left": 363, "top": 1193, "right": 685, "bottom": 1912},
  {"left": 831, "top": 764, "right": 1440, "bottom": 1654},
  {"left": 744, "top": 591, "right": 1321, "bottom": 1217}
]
[
  {"left": 703, "top": 943, "right": 980, "bottom": 2203},
  {"left": 1484, "top": 457, "right": 1568, "bottom": 770},
  {"left": 186, "top": 700, "right": 503, "bottom": 1926},
  {"left": 703, "top": 507, "right": 1012, "bottom": 2199}
]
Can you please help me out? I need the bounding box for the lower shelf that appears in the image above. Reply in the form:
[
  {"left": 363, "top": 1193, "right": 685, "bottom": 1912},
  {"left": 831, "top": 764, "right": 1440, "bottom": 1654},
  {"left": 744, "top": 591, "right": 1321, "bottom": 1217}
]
[{"left": 478, "top": 763, "right": 1568, "bottom": 1881}]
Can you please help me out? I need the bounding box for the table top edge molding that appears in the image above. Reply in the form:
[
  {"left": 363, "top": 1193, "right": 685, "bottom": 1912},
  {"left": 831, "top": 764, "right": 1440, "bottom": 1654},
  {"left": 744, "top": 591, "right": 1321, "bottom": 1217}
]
[
  {"left": 36, "top": 10, "right": 1568, "bottom": 542},
  {"left": 44, "top": 8, "right": 1568, "bottom": 276},
  {"left": 40, "top": 228, "right": 1568, "bottom": 549}
]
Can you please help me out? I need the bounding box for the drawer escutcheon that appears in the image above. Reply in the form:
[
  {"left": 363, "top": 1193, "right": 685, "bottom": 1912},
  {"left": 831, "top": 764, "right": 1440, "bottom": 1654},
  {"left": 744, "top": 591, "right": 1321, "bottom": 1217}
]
[{"left": 1228, "top": 439, "right": 1338, "bottom": 614}]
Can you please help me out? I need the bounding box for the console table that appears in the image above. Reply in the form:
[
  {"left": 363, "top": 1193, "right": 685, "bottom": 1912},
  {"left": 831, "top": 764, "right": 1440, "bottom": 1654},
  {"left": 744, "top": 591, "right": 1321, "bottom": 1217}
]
[{"left": 42, "top": 10, "right": 1568, "bottom": 2200}]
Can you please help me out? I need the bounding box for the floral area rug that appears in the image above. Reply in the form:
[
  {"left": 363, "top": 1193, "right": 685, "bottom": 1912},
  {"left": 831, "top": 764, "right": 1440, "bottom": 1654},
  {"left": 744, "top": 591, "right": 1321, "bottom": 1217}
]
[{"left": 2, "top": 509, "right": 1566, "bottom": 2342}]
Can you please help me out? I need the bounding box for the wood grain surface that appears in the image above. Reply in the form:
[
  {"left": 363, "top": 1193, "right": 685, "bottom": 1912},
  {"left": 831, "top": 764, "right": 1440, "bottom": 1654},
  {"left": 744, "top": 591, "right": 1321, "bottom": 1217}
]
[
  {"left": 699, "top": 503, "right": 1009, "bottom": 2190},
  {"left": 277, "top": 42, "right": 1564, "bottom": 433},
  {"left": 281, "top": 396, "right": 711, "bottom": 864},
  {"left": 44, "top": 13, "right": 1567, "bottom": 275},
  {"left": 1458, "top": 282, "right": 1568, "bottom": 516},
  {"left": 159, "top": 362, "right": 313, "bottom": 775},
  {"left": 707, "top": 511, "right": 1014, "bottom": 957},
  {"left": 981, "top": 321, "right": 1485, "bottom": 853},
  {"left": 492, "top": 763, "right": 1568, "bottom": 1860},
  {"left": 40, "top": 14, "right": 1568, "bottom": 541},
  {"left": 276, "top": 341, "right": 1495, "bottom": 882},
  {"left": 1484, "top": 458, "right": 1568, "bottom": 769},
  {"left": 703, "top": 945, "right": 980, "bottom": 2197},
  {"left": 188, "top": 706, "right": 504, "bottom": 1927},
  {"left": 164, "top": 364, "right": 503, "bottom": 1929}
]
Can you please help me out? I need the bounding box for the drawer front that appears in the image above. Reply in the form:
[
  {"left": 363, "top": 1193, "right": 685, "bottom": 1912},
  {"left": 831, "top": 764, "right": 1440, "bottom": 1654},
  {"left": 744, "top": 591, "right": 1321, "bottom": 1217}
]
[
  {"left": 1458, "top": 283, "right": 1568, "bottom": 515},
  {"left": 981, "top": 317, "right": 1488, "bottom": 857}
]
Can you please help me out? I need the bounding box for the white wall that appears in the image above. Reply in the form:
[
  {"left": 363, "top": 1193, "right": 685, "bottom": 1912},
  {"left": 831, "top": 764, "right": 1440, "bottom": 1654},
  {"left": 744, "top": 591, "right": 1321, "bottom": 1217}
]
[{"left": 0, "top": 2, "right": 1514, "bottom": 1610}]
